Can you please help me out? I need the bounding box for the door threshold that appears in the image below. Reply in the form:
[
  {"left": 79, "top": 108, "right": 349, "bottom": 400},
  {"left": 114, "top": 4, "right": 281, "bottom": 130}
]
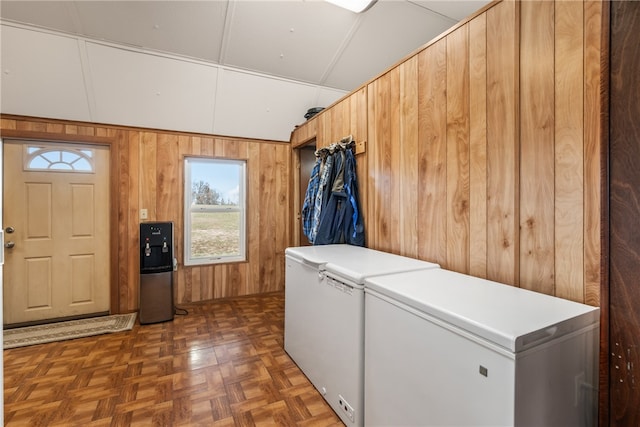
[{"left": 3, "top": 311, "right": 111, "bottom": 330}]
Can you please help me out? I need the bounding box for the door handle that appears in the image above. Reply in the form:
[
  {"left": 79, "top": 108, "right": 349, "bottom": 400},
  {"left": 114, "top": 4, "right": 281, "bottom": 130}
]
[
  {"left": 5, "top": 226, "right": 15, "bottom": 234},
  {"left": 5, "top": 241, "right": 15, "bottom": 249}
]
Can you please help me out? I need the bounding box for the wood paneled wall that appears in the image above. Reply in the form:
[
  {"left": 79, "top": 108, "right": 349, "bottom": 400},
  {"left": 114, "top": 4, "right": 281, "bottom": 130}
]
[
  {"left": 609, "top": 1, "right": 640, "bottom": 424},
  {"left": 295, "top": 0, "right": 605, "bottom": 306},
  {"left": 293, "top": 88, "right": 369, "bottom": 241},
  {"left": 1, "top": 115, "right": 290, "bottom": 312}
]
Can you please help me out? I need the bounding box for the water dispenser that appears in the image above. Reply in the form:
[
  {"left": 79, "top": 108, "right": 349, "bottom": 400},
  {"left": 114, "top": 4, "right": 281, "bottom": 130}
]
[{"left": 139, "top": 222, "right": 175, "bottom": 324}]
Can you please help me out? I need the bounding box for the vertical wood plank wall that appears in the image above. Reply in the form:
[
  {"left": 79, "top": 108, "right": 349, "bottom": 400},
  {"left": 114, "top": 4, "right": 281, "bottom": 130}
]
[
  {"left": 298, "top": 0, "right": 604, "bottom": 306},
  {"left": 311, "top": 87, "right": 369, "bottom": 238},
  {"left": 1, "top": 116, "right": 290, "bottom": 312},
  {"left": 609, "top": 2, "right": 640, "bottom": 423},
  {"left": 520, "top": 0, "right": 555, "bottom": 297}
]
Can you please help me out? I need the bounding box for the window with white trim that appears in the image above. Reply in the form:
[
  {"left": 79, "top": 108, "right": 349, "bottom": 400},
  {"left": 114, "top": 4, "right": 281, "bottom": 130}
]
[{"left": 184, "top": 157, "right": 246, "bottom": 265}]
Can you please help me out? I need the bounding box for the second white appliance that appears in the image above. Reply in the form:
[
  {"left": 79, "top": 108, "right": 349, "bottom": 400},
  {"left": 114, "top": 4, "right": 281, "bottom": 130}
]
[
  {"left": 284, "top": 244, "right": 439, "bottom": 426},
  {"left": 364, "top": 268, "right": 600, "bottom": 427}
]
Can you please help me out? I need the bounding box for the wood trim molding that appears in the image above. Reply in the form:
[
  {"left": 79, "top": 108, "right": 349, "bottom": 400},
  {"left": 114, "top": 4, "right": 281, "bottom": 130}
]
[
  {"left": 598, "top": 1, "right": 611, "bottom": 424},
  {"left": 0, "top": 128, "right": 114, "bottom": 145}
]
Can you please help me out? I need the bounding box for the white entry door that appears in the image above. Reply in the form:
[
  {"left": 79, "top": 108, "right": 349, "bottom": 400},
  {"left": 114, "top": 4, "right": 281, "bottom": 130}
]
[{"left": 3, "top": 140, "right": 110, "bottom": 325}]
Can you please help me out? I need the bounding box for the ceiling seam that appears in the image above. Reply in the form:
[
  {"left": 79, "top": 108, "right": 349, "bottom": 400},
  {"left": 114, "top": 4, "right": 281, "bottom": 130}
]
[
  {"left": 406, "top": 0, "right": 458, "bottom": 23},
  {"left": 68, "top": 1, "right": 84, "bottom": 33},
  {"left": 70, "top": 1, "right": 96, "bottom": 121},
  {"left": 76, "top": 39, "right": 97, "bottom": 123},
  {"left": 218, "top": 0, "right": 236, "bottom": 65},
  {"left": 317, "top": 13, "right": 365, "bottom": 87}
]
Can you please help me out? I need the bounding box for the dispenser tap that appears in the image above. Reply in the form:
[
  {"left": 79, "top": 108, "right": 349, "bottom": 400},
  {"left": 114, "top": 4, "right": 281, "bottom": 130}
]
[
  {"left": 145, "top": 242, "right": 151, "bottom": 256},
  {"left": 162, "top": 241, "right": 168, "bottom": 253}
]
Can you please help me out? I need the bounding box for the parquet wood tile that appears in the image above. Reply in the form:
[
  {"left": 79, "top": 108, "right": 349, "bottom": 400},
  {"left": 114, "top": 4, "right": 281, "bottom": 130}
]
[{"left": 4, "top": 291, "right": 344, "bottom": 426}]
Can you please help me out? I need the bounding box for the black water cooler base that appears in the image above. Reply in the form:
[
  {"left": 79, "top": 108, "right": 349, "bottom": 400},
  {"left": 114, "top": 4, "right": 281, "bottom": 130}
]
[{"left": 139, "top": 272, "right": 174, "bottom": 324}]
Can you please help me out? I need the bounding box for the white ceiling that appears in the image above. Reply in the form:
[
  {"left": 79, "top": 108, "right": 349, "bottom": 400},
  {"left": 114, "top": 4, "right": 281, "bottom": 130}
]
[{"left": 0, "top": 0, "right": 490, "bottom": 92}]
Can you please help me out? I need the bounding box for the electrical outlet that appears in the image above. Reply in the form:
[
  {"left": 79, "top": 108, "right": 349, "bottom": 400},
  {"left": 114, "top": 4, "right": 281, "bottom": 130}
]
[
  {"left": 140, "top": 209, "right": 148, "bottom": 220},
  {"left": 338, "top": 394, "right": 355, "bottom": 423}
]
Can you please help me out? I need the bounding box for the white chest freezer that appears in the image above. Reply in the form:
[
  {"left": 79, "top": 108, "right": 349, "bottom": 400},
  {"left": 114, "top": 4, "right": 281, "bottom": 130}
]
[
  {"left": 284, "top": 245, "right": 439, "bottom": 426},
  {"left": 364, "top": 268, "right": 599, "bottom": 427}
]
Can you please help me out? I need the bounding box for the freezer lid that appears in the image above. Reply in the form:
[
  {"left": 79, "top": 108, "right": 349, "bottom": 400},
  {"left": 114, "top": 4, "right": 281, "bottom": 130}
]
[
  {"left": 286, "top": 245, "right": 439, "bottom": 283},
  {"left": 323, "top": 250, "right": 439, "bottom": 285},
  {"left": 286, "top": 244, "right": 367, "bottom": 269},
  {"left": 285, "top": 246, "right": 330, "bottom": 268},
  {"left": 364, "top": 268, "right": 600, "bottom": 353}
]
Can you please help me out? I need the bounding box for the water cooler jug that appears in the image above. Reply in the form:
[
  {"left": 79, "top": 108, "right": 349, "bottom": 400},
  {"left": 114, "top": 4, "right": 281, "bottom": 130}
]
[{"left": 139, "top": 222, "right": 175, "bottom": 324}]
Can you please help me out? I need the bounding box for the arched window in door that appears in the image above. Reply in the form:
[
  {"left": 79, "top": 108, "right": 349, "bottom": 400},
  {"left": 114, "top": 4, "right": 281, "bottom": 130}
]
[{"left": 25, "top": 144, "right": 95, "bottom": 173}]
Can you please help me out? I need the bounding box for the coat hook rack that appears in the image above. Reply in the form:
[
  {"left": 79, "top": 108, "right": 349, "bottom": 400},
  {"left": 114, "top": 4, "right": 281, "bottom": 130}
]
[{"left": 314, "top": 135, "right": 357, "bottom": 158}]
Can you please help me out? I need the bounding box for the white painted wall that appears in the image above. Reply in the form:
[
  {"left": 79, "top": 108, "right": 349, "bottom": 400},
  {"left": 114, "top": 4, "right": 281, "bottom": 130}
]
[
  {"left": 0, "top": 22, "right": 347, "bottom": 141},
  {"left": 1, "top": 25, "right": 92, "bottom": 122}
]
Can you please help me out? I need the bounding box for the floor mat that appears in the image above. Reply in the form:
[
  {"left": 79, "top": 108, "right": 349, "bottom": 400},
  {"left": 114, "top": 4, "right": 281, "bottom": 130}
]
[{"left": 3, "top": 313, "right": 137, "bottom": 349}]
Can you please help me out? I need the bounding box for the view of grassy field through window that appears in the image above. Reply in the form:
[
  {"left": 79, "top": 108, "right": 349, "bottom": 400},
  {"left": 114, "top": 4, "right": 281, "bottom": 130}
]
[
  {"left": 185, "top": 158, "right": 246, "bottom": 265},
  {"left": 191, "top": 211, "right": 241, "bottom": 258}
]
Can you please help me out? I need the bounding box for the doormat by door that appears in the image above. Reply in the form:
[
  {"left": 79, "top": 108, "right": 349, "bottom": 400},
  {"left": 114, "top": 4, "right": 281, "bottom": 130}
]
[{"left": 3, "top": 313, "right": 137, "bottom": 350}]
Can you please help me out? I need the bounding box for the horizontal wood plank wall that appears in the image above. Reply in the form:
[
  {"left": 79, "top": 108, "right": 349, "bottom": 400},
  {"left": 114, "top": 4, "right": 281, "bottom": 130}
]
[
  {"left": 1, "top": 116, "right": 290, "bottom": 312},
  {"left": 290, "top": 0, "right": 604, "bottom": 306}
]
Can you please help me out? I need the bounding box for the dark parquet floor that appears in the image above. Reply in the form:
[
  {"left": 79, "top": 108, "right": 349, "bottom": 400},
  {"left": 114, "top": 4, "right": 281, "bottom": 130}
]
[{"left": 3, "top": 291, "right": 344, "bottom": 426}]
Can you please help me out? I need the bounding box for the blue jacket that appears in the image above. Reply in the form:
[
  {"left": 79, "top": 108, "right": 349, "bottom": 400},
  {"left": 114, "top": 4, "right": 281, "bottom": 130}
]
[
  {"left": 315, "top": 148, "right": 365, "bottom": 246},
  {"left": 301, "top": 158, "right": 321, "bottom": 243}
]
